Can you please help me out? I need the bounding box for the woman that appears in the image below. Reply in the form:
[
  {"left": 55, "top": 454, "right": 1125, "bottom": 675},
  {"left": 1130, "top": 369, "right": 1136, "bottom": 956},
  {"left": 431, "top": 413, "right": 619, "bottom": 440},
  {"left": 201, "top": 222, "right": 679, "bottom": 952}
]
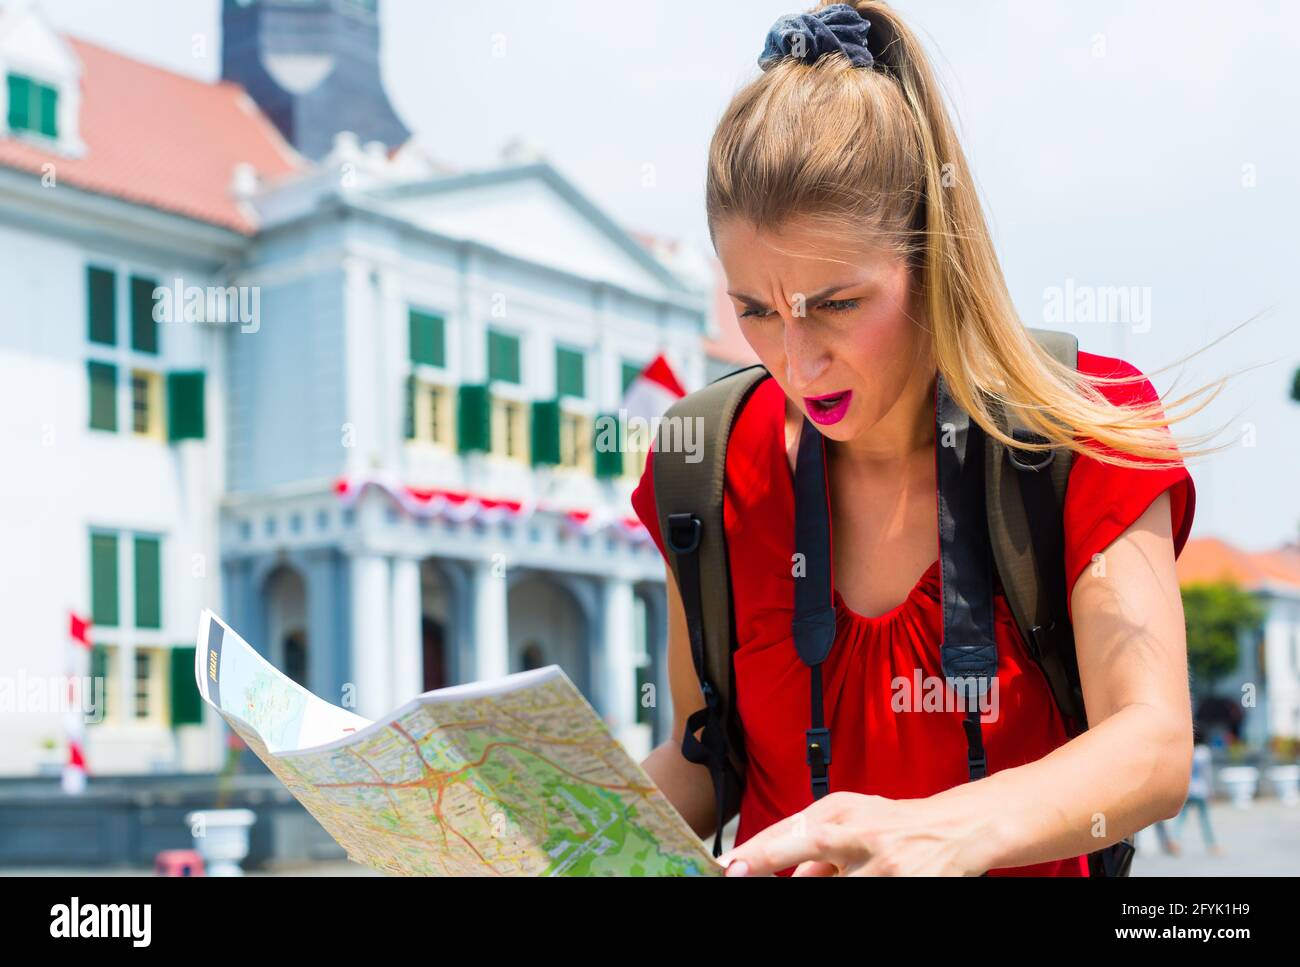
[{"left": 633, "top": 1, "right": 1224, "bottom": 876}]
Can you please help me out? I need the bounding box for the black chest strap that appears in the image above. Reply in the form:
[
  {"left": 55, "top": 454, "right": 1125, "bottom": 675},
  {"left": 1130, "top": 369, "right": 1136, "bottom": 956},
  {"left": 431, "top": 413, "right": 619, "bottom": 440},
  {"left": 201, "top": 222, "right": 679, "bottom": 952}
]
[
  {"left": 935, "top": 372, "right": 999, "bottom": 781},
  {"left": 790, "top": 371, "right": 999, "bottom": 804},
  {"left": 792, "top": 411, "right": 837, "bottom": 800}
]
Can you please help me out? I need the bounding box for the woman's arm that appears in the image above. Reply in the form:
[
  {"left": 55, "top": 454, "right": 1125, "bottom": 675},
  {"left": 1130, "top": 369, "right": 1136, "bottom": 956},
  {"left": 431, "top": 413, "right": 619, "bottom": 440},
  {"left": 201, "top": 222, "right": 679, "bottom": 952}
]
[
  {"left": 639, "top": 560, "right": 732, "bottom": 841},
  {"left": 714, "top": 491, "right": 1193, "bottom": 876},
  {"left": 930, "top": 489, "right": 1194, "bottom": 871}
]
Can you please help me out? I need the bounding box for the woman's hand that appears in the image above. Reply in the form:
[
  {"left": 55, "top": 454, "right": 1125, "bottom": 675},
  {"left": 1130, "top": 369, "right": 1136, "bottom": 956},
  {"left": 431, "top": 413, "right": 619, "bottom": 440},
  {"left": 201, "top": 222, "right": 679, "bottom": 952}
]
[{"left": 715, "top": 790, "right": 1002, "bottom": 876}]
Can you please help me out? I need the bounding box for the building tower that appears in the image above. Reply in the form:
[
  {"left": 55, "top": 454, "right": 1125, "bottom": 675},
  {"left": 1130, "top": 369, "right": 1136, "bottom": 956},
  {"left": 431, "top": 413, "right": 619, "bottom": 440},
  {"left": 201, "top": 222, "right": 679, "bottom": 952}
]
[{"left": 221, "top": 0, "right": 409, "bottom": 160}]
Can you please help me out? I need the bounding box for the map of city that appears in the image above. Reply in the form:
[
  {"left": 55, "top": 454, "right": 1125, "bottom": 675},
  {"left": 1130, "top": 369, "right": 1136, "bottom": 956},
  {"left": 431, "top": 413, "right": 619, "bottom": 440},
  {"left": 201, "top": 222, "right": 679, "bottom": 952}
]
[
  {"left": 240, "top": 670, "right": 309, "bottom": 752},
  {"left": 197, "top": 610, "right": 722, "bottom": 877}
]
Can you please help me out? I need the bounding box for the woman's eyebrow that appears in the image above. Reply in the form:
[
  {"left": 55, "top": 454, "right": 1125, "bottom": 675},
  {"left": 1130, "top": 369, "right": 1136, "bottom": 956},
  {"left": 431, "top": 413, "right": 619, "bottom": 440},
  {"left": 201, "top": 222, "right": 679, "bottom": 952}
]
[{"left": 726, "top": 282, "right": 860, "bottom": 308}]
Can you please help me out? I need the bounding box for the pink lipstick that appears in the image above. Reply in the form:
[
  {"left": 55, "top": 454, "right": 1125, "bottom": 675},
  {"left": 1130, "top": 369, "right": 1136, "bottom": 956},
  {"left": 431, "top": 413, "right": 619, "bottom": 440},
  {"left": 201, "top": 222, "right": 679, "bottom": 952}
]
[{"left": 803, "top": 389, "right": 853, "bottom": 426}]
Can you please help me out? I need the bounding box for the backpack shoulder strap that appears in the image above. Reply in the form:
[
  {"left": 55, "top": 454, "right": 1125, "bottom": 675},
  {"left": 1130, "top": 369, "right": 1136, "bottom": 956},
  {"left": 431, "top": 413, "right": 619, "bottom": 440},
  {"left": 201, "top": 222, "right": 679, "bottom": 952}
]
[
  {"left": 984, "top": 327, "right": 1087, "bottom": 734},
  {"left": 984, "top": 330, "right": 1137, "bottom": 878},
  {"left": 652, "top": 362, "right": 768, "bottom": 855}
]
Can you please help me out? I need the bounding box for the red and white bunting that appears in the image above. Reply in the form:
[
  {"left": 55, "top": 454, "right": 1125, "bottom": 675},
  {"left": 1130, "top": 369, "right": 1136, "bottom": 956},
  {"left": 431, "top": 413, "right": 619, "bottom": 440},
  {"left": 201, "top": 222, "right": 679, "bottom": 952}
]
[
  {"left": 336, "top": 477, "right": 651, "bottom": 543},
  {"left": 335, "top": 477, "right": 534, "bottom": 524}
]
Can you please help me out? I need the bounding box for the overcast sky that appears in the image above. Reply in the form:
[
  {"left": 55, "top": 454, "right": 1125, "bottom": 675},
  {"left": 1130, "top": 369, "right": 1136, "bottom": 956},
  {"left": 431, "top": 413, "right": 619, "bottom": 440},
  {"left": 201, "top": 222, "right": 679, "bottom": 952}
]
[{"left": 37, "top": 0, "right": 1300, "bottom": 549}]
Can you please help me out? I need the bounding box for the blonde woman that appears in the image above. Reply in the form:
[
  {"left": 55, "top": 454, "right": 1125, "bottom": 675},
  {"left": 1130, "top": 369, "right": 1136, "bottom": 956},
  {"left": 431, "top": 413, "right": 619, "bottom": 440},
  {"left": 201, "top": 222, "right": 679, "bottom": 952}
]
[{"left": 634, "top": 2, "right": 1224, "bottom": 876}]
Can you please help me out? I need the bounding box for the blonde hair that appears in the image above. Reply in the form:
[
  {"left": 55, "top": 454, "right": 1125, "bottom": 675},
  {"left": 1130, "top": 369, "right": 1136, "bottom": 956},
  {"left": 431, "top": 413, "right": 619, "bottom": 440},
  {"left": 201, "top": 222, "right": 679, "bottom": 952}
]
[{"left": 706, "top": 0, "right": 1243, "bottom": 470}]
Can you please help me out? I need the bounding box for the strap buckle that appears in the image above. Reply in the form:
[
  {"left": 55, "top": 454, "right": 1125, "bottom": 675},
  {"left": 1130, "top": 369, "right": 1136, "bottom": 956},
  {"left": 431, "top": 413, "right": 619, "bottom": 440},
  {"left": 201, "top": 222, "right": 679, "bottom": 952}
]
[
  {"left": 666, "top": 513, "right": 701, "bottom": 553},
  {"left": 806, "top": 727, "right": 831, "bottom": 799},
  {"left": 1007, "top": 427, "right": 1054, "bottom": 472},
  {"left": 805, "top": 727, "right": 831, "bottom": 769},
  {"left": 960, "top": 714, "right": 989, "bottom": 780}
]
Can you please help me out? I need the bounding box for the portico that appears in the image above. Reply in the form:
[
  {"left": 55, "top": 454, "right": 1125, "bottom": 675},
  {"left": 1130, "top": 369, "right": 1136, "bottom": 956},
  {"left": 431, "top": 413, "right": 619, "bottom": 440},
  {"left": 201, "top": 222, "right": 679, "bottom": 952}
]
[{"left": 220, "top": 477, "right": 670, "bottom": 760}]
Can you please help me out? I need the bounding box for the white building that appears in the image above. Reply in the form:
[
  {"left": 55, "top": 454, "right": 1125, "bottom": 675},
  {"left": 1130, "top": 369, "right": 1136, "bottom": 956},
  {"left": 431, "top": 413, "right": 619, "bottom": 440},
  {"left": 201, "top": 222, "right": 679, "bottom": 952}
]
[
  {"left": 0, "top": 0, "right": 743, "bottom": 778},
  {"left": 1176, "top": 537, "right": 1300, "bottom": 749}
]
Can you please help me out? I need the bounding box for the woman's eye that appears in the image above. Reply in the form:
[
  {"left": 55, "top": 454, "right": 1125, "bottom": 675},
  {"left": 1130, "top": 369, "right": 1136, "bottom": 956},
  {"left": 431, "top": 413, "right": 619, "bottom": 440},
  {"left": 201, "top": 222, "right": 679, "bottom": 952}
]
[{"left": 738, "top": 299, "right": 857, "bottom": 319}]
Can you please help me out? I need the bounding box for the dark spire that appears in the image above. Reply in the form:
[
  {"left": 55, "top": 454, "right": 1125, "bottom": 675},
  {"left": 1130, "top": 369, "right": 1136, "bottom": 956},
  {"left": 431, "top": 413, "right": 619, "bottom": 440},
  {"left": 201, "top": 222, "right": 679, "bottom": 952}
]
[{"left": 221, "top": 0, "right": 409, "bottom": 161}]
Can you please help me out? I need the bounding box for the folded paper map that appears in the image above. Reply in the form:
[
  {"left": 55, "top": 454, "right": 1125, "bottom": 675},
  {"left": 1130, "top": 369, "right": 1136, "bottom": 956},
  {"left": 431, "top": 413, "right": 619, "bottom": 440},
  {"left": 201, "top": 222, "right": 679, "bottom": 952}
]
[{"left": 194, "top": 609, "right": 722, "bottom": 876}]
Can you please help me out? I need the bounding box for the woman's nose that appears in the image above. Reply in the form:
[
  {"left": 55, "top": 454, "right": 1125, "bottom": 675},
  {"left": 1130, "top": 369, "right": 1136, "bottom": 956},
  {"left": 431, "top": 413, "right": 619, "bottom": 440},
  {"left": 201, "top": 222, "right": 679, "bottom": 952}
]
[{"left": 782, "top": 317, "right": 830, "bottom": 389}]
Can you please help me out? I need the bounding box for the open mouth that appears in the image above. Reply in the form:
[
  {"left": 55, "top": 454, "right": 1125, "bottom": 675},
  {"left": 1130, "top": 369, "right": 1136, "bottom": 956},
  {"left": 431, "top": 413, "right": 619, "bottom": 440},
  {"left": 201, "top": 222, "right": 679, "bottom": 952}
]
[
  {"left": 804, "top": 390, "right": 853, "bottom": 425},
  {"left": 809, "top": 393, "right": 846, "bottom": 411}
]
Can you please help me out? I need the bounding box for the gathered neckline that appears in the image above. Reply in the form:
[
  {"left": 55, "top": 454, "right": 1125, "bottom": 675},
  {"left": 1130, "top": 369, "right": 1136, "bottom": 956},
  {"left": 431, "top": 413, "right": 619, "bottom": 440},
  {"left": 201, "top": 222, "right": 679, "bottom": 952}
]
[{"left": 832, "top": 557, "right": 942, "bottom": 624}]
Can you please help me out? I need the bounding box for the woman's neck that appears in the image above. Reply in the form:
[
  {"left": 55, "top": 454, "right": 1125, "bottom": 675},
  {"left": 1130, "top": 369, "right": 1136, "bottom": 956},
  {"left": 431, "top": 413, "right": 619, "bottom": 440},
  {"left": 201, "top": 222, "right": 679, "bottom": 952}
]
[{"left": 829, "top": 367, "right": 937, "bottom": 471}]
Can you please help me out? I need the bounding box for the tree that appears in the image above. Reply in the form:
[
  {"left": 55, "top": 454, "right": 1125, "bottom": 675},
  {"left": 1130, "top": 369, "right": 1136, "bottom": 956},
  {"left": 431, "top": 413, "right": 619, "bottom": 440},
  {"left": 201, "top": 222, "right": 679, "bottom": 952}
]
[
  {"left": 1182, "top": 581, "right": 1266, "bottom": 692},
  {"left": 1291, "top": 365, "right": 1300, "bottom": 404}
]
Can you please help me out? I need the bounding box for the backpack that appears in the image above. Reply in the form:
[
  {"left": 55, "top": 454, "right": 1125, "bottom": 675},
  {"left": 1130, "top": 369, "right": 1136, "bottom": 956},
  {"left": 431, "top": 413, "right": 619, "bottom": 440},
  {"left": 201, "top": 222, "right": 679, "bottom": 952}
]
[{"left": 651, "top": 327, "right": 1136, "bottom": 877}]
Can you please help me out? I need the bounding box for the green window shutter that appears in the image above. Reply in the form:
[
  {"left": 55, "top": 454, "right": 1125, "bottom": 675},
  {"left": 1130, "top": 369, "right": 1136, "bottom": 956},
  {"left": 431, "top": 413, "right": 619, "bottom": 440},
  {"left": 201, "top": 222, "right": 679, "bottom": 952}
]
[
  {"left": 621, "top": 361, "right": 643, "bottom": 394},
  {"left": 593, "top": 412, "right": 624, "bottom": 478},
  {"left": 134, "top": 536, "right": 161, "bottom": 629},
  {"left": 37, "top": 83, "right": 57, "bottom": 138},
  {"left": 556, "top": 347, "right": 585, "bottom": 399},
  {"left": 7, "top": 74, "right": 29, "bottom": 131},
  {"left": 635, "top": 664, "right": 653, "bottom": 726},
  {"left": 456, "top": 384, "right": 491, "bottom": 454},
  {"left": 404, "top": 374, "right": 417, "bottom": 440},
  {"left": 487, "top": 329, "right": 521, "bottom": 384},
  {"left": 87, "top": 266, "right": 116, "bottom": 345},
  {"left": 90, "top": 644, "right": 110, "bottom": 721},
  {"left": 530, "top": 399, "right": 562, "bottom": 466},
  {"left": 169, "top": 646, "right": 202, "bottom": 726},
  {"left": 130, "top": 275, "right": 159, "bottom": 354},
  {"left": 166, "top": 371, "right": 205, "bottom": 441},
  {"left": 409, "top": 310, "right": 444, "bottom": 367},
  {"left": 90, "top": 533, "right": 119, "bottom": 627},
  {"left": 88, "top": 361, "right": 117, "bottom": 431}
]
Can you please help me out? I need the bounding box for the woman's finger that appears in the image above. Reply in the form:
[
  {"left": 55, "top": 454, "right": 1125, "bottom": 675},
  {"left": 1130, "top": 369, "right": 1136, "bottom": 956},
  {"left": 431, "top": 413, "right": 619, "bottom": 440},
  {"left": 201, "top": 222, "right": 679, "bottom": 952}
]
[
  {"left": 791, "top": 860, "right": 840, "bottom": 876},
  {"left": 720, "top": 813, "right": 860, "bottom": 876}
]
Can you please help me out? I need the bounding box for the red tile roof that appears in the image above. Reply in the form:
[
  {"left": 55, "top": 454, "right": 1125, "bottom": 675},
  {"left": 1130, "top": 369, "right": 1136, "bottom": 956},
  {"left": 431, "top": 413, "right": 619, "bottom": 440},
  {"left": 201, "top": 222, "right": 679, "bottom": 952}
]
[
  {"left": 1177, "top": 537, "right": 1300, "bottom": 592},
  {"left": 0, "top": 36, "right": 302, "bottom": 234}
]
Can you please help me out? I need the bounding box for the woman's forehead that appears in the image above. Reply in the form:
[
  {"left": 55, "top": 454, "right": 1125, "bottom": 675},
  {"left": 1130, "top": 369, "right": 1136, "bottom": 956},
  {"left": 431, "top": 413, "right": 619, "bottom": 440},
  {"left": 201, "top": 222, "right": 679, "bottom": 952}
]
[
  {"left": 715, "top": 220, "right": 902, "bottom": 294},
  {"left": 715, "top": 217, "right": 894, "bottom": 266}
]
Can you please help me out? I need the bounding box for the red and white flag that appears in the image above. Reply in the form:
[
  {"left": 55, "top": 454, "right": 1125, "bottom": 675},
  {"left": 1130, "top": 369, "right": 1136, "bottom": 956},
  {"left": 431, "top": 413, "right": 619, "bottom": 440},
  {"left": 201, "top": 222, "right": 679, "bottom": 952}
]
[
  {"left": 63, "top": 611, "right": 92, "bottom": 795},
  {"left": 69, "top": 612, "right": 91, "bottom": 649},
  {"left": 621, "top": 353, "right": 686, "bottom": 423}
]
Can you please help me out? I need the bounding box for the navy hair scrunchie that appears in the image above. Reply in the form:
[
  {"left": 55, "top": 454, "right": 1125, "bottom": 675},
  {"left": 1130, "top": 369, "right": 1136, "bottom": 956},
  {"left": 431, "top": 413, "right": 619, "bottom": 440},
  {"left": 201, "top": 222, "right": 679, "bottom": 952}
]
[{"left": 758, "top": 3, "right": 874, "bottom": 71}]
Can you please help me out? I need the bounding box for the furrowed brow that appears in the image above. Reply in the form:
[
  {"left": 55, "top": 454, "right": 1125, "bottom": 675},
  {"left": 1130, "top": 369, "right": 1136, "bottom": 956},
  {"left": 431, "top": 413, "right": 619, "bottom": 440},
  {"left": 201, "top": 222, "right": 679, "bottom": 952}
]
[{"left": 726, "top": 282, "right": 858, "bottom": 309}]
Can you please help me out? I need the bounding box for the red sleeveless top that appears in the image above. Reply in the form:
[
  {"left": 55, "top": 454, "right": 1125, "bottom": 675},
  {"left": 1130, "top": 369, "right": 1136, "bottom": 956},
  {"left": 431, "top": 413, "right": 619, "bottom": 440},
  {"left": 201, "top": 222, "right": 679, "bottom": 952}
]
[{"left": 630, "top": 350, "right": 1195, "bottom": 876}]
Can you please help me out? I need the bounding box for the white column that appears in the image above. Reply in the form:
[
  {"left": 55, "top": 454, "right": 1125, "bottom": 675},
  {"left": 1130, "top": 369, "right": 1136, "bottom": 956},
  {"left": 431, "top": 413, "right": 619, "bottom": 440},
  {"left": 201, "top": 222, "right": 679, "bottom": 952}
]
[
  {"left": 602, "top": 576, "right": 647, "bottom": 756},
  {"left": 342, "top": 256, "right": 380, "bottom": 475},
  {"left": 377, "top": 267, "right": 405, "bottom": 471},
  {"left": 390, "top": 555, "right": 423, "bottom": 704},
  {"left": 472, "top": 557, "right": 509, "bottom": 682},
  {"left": 349, "top": 554, "right": 392, "bottom": 718},
  {"left": 458, "top": 248, "right": 485, "bottom": 381},
  {"left": 594, "top": 284, "right": 617, "bottom": 410}
]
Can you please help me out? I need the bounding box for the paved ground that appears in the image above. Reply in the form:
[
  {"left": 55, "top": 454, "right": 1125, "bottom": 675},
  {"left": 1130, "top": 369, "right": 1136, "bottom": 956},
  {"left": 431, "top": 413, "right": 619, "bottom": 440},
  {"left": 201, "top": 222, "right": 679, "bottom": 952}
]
[
  {"left": 1132, "top": 798, "right": 1300, "bottom": 876},
  {"left": 5, "top": 799, "right": 1295, "bottom": 876}
]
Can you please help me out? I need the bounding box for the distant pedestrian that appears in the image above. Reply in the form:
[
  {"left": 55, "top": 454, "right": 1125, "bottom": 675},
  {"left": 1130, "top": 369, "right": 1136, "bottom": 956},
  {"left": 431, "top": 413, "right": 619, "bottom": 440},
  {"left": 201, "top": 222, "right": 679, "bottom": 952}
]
[
  {"left": 1173, "top": 740, "right": 1221, "bottom": 854},
  {"left": 1152, "top": 819, "right": 1178, "bottom": 856}
]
